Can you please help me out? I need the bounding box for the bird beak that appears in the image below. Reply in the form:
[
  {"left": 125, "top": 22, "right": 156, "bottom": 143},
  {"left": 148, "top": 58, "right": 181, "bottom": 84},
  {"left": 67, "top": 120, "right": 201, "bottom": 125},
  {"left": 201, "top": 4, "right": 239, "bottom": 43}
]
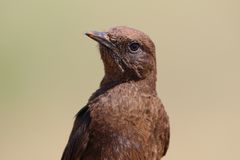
[{"left": 85, "top": 31, "right": 115, "bottom": 50}]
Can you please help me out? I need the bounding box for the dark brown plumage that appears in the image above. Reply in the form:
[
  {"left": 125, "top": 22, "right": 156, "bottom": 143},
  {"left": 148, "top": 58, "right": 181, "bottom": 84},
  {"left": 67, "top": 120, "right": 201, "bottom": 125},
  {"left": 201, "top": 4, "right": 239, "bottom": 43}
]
[{"left": 61, "top": 26, "right": 170, "bottom": 160}]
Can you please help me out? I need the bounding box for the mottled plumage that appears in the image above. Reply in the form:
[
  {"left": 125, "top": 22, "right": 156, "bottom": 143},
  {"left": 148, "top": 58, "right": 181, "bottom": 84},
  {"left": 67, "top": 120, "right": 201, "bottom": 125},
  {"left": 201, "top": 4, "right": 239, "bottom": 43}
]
[{"left": 61, "top": 26, "right": 170, "bottom": 160}]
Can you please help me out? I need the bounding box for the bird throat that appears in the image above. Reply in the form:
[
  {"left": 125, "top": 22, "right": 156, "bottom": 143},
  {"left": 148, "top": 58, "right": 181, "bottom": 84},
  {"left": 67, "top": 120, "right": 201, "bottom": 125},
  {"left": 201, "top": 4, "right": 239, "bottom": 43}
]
[{"left": 99, "top": 45, "right": 125, "bottom": 85}]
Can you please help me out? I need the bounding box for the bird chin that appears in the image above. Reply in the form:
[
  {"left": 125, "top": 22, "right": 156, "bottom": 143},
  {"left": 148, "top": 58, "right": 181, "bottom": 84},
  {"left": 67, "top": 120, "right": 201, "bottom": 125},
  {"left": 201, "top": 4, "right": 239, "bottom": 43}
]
[
  {"left": 99, "top": 45, "right": 125, "bottom": 73},
  {"left": 99, "top": 44, "right": 113, "bottom": 57}
]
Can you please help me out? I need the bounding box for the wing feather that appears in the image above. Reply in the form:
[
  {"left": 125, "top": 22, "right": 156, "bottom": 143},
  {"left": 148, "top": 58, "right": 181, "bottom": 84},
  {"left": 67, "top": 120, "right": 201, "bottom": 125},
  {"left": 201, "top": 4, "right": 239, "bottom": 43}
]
[{"left": 61, "top": 105, "right": 91, "bottom": 160}]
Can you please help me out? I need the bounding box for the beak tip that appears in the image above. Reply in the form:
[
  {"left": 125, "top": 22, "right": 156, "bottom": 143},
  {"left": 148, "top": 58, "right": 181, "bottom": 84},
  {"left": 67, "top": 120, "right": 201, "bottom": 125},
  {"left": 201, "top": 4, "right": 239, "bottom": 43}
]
[
  {"left": 85, "top": 32, "right": 92, "bottom": 37},
  {"left": 84, "top": 31, "right": 114, "bottom": 49}
]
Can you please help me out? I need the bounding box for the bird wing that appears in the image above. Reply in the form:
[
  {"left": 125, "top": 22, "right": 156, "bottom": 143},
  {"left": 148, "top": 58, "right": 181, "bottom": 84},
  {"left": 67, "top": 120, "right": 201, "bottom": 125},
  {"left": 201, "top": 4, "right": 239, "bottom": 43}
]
[
  {"left": 159, "top": 103, "right": 170, "bottom": 157},
  {"left": 162, "top": 119, "right": 170, "bottom": 156},
  {"left": 61, "top": 105, "right": 91, "bottom": 160}
]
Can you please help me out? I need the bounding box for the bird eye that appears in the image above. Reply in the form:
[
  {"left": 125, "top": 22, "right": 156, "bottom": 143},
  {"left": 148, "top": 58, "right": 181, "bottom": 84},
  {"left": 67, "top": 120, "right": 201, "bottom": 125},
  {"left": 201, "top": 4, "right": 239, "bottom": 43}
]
[{"left": 129, "top": 42, "right": 140, "bottom": 53}]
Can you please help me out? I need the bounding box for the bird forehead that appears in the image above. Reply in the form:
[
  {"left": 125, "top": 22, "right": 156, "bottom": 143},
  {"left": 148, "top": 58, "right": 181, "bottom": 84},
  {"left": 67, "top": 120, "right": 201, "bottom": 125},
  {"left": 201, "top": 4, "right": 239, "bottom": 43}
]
[{"left": 107, "top": 26, "right": 149, "bottom": 42}]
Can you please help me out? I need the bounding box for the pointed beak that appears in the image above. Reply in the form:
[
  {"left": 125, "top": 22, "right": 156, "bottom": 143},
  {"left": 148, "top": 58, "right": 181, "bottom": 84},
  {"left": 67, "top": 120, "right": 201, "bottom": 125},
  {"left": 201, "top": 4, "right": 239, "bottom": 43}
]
[{"left": 85, "top": 31, "right": 115, "bottom": 49}]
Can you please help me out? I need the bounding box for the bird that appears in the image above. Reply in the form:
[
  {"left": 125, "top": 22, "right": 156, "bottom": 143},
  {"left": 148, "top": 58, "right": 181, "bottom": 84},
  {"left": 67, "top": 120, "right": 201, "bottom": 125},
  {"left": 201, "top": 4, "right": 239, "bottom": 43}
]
[{"left": 61, "top": 26, "right": 170, "bottom": 160}]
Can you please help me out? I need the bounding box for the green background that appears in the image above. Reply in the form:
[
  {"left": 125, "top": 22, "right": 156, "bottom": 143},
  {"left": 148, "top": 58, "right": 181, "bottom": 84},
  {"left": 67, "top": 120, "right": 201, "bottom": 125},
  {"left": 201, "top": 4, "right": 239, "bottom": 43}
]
[{"left": 1, "top": 0, "right": 240, "bottom": 159}]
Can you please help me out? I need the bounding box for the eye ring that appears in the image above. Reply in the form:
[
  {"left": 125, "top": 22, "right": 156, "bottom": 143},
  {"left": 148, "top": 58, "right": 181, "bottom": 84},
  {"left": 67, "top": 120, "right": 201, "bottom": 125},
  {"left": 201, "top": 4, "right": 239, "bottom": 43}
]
[{"left": 128, "top": 42, "right": 141, "bottom": 53}]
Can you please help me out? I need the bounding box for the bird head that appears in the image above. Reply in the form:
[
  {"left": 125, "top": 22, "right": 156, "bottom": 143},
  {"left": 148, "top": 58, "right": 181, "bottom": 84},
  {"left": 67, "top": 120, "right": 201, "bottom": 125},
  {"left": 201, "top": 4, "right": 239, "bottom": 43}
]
[{"left": 86, "top": 26, "right": 157, "bottom": 86}]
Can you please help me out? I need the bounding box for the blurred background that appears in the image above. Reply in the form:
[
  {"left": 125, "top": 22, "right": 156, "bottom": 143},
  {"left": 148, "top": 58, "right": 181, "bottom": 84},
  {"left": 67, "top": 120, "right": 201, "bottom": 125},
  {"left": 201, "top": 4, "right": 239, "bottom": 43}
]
[{"left": 0, "top": 0, "right": 240, "bottom": 159}]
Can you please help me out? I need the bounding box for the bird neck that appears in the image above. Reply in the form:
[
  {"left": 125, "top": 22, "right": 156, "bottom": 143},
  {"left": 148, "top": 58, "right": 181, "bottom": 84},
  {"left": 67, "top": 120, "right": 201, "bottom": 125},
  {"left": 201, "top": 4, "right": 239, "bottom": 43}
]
[
  {"left": 100, "top": 71, "right": 123, "bottom": 87},
  {"left": 134, "top": 73, "right": 157, "bottom": 95},
  {"left": 100, "top": 71, "right": 157, "bottom": 94},
  {"left": 89, "top": 71, "right": 157, "bottom": 101}
]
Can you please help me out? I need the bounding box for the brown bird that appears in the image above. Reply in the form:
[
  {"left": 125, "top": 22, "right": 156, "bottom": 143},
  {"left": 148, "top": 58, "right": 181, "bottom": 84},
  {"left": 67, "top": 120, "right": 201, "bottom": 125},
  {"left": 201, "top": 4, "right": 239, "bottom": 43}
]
[{"left": 61, "top": 26, "right": 170, "bottom": 160}]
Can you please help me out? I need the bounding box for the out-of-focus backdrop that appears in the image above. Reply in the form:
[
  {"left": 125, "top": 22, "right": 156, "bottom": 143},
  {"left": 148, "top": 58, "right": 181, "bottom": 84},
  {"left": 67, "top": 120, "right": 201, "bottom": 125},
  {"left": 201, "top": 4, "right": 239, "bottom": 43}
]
[{"left": 1, "top": 0, "right": 240, "bottom": 159}]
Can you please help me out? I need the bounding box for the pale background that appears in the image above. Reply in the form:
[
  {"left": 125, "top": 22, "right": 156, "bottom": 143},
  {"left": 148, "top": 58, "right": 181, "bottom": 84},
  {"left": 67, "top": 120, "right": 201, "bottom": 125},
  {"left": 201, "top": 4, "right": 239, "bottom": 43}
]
[{"left": 0, "top": 0, "right": 240, "bottom": 159}]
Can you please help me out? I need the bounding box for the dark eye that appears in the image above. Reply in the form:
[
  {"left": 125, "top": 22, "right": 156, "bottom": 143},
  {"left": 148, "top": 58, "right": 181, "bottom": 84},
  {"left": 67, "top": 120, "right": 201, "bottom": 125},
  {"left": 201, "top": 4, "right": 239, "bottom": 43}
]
[{"left": 129, "top": 42, "right": 140, "bottom": 52}]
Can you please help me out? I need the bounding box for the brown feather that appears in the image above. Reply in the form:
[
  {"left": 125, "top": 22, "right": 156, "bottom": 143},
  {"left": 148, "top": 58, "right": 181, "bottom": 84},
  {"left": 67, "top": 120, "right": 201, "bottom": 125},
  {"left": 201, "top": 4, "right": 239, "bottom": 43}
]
[{"left": 61, "top": 26, "right": 170, "bottom": 160}]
